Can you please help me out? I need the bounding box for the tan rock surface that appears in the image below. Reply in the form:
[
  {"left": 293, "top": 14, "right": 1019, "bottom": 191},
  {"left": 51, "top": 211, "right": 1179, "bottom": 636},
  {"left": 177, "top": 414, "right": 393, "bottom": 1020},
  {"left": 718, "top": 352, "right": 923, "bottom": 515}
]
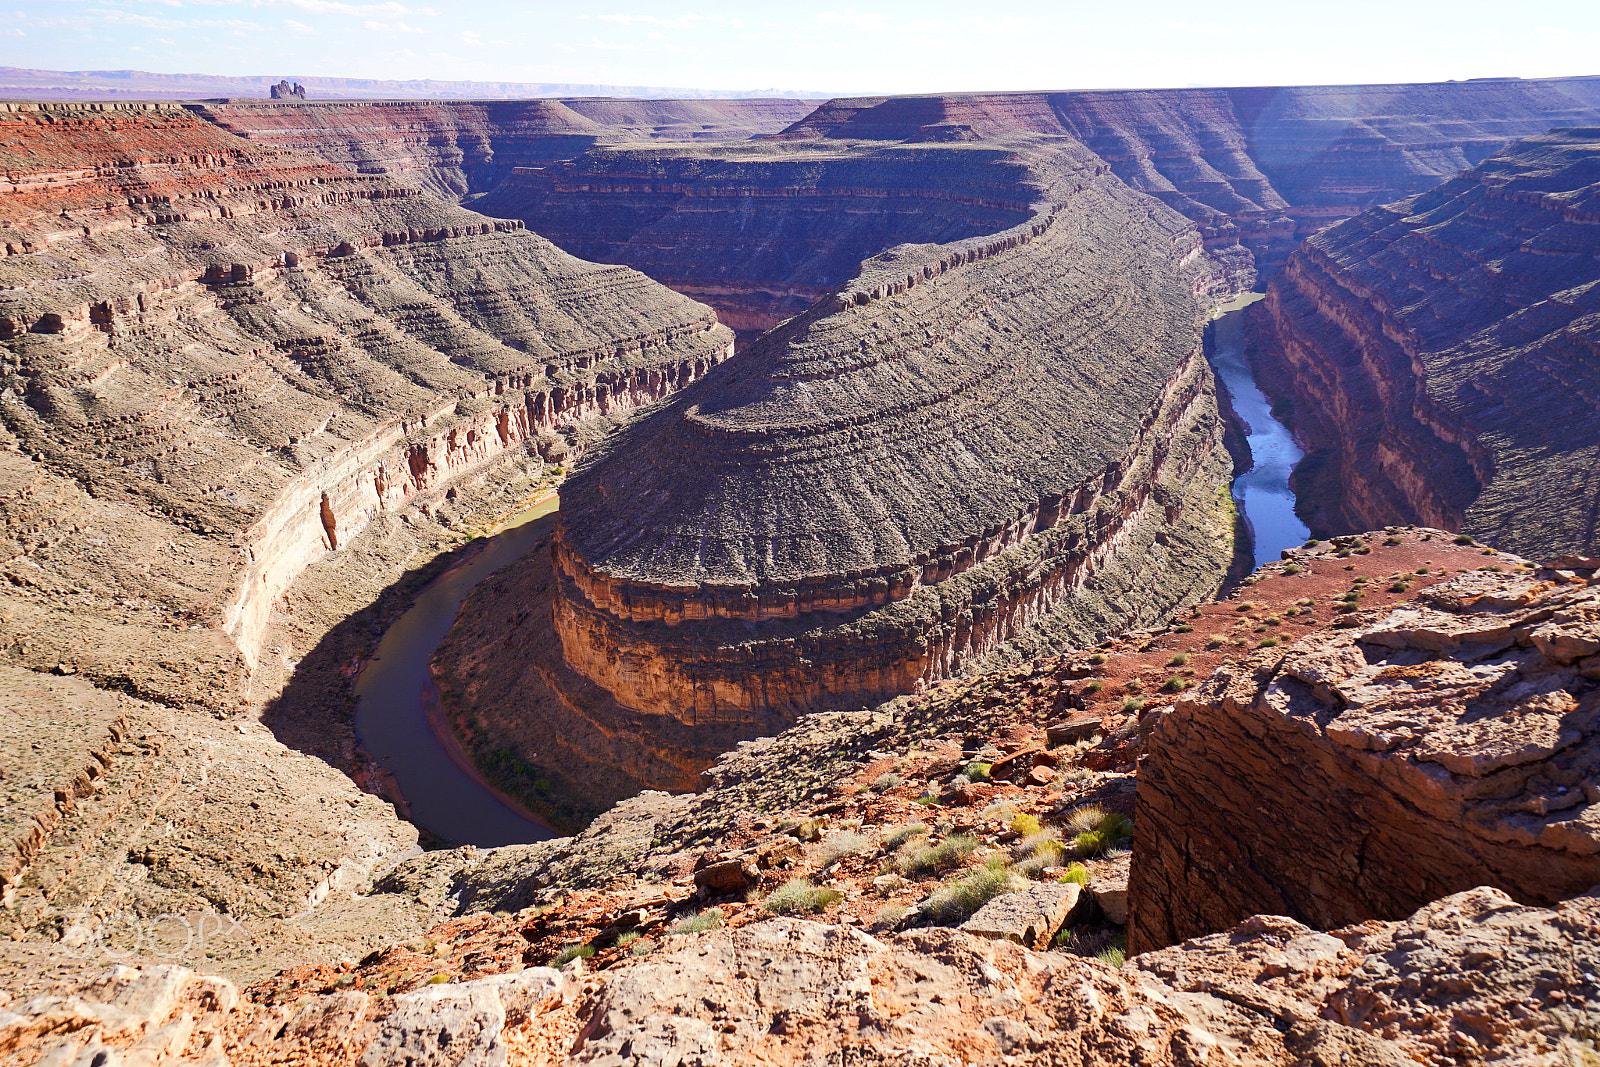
[{"left": 1131, "top": 562, "right": 1600, "bottom": 952}]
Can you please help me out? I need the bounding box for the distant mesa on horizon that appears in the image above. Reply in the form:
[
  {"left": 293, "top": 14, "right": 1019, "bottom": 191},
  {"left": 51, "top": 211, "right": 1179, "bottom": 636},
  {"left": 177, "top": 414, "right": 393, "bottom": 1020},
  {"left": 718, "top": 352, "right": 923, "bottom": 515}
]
[{"left": 0, "top": 66, "right": 835, "bottom": 101}]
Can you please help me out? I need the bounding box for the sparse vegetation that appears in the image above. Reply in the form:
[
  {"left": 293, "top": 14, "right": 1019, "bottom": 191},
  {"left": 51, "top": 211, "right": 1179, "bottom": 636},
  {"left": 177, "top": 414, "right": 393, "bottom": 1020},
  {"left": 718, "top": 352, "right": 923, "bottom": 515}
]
[
  {"left": 1282, "top": 563, "right": 1303, "bottom": 574},
  {"left": 1084, "top": 680, "right": 1103, "bottom": 694},
  {"left": 899, "top": 835, "right": 981, "bottom": 877},
  {"left": 1167, "top": 652, "right": 1190, "bottom": 667},
  {"left": 670, "top": 908, "right": 724, "bottom": 935},
  {"left": 871, "top": 772, "right": 903, "bottom": 793},
  {"left": 1089, "top": 652, "right": 1108, "bottom": 665},
  {"left": 817, "top": 830, "right": 874, "bottom": 867},
  {"left": 1121, "top": 696, "right": 1146, "bottom": 713},
  {"left": 1175, "top": 624, "right": 1194, "bottom": 633},
  {"left": 920, "top": 866, "right": 1021, "bottom": 925},
  {"left": 1258, "top": 636, "right": 1280, "bottom": 647},
  {"left": 1384, "top": 536, "right": 1402, "bottom": 546},
  {"left": 964, "top": 761, "right": 993, "bottom": 781},
  {"left": 552, "top": 943, "right": 595, "bottom": 966},
  {"left": 884, "top": 821, "right": 928, "bottom": 850},
  {"left": 764, "top": 878, "right": 842, "bottom": 915},
  {"left": 1161, "top": 677, "right": 1190, "bottom": 693},
  {"left": 1059, "top": 862, "right": 1091, "bottom": 885},
  {"left": 1455, "top": 534, "right": 1476, "bottom": 545},
  {"left": 1010, "top": 813, "right": 1041, "bottom": 837}
]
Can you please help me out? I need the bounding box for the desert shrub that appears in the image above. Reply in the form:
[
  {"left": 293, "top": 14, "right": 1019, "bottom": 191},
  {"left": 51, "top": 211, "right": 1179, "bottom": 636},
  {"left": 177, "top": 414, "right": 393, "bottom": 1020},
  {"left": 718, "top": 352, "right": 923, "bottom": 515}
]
[
  {"left": 872, "top": 772, "right": 903, "bottom": 793},
  {"left": 964, "top": 761, "right": 993, "bottom": 782},
  {"left": 1204, "top": 635, "right": 1225, "bottom": 649},
  {"left": 1390, "top": 581, "right": 1411, "bottom": 593},
  {"left": 614, "top": 930, "right": 642, "bottom": 949},
  {"left": 1167, "top": 653, "right": 1190, "bottom": 667},
  {"left": 920, "top": 867, "right": 1020, "bottom": 925},
  {"left": 1122, "top": 697, "right": 1146, "bottom": 713},
  {"left": 1175, "top": 624, "right": 1194, "bottom": 633},
  {"left": 1258, "top": 637, "right": 1280, "bottom": 648},
  {"left": 629, "top": 939, "right": 654, "bottom": 957},
  {"left": 883, "top": 821, "right": 928, "bottom": 850},
  {"left": 1097, "top": 946, "right": 1127, "bottom": 967},
  {"left": 1089, "top": 652, "right": 1108, "bottom": 665},
  {"left": 1084, "top": 680, "right": 1103, "bottom": 694},
  {"left": 1302, "top": 539, "right": 1320, "bottom": 548},
  {"left": 669, "top": 908, "right": 724, "bottom": 935},
  {"left": 1455, "top": 534, "right": 1476, "bottom": 545},
  {"left": 871, "top": 903, "right": 908, "bottom": 930},
  {"left": 1064, "top": 805, "right": 1107, "bottom": 835},
  {"left": 899, "top": 835, "right": 980, "bottom": 877},
  {"left": 1384, "top": 536, "right": 1402, "bottom": 546},
  {"left": 979, "top": 800, "right": 1016, "bottom": 820},
  {"left": 1161, "top": 677, "right": 1190, "bottom": 693},
  {"left": 552, "top": 943, "right": 595, "bottom": 966},
  {"left": 1282, "top": 563, "right": 1303, "bottom": 574},
  {"left": 764, "top": 878, "right": 842, "bottom": 915},
  {"left": 1059, "top": 863, "right": 1091, "bottom": 885},
  {"left": 1264, "top": 615, "right": 1281, "bottom": 626},
  {"left": 1010, "top": 813, "right": 1041, "bottom": 837},
  {"left": 1075, "top": 812, "right": 1133, "bottom": 856},
  {"left": 817, "top": 830, "right": 874, "bottom": 867}
]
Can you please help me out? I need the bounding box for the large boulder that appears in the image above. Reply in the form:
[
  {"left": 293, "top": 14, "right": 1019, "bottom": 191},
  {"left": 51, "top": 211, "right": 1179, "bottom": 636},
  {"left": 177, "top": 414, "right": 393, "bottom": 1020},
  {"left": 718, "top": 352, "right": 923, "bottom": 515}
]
[{"left": 1131, "top": 565, "right": 1600, "bottom": 952}]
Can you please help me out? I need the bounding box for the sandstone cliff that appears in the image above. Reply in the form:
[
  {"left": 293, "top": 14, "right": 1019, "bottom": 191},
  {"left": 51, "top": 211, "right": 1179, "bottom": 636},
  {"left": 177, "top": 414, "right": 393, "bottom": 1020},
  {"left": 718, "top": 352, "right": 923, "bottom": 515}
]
[
  {"left": 0, "top": 100, "right": 731, "bottom": 971},
  {"left": 190, "top": 98, "right": 818, "bottom": 201},
  {"left": 1131, "top": 558, "right": 1600, "bottom": 953},
  {"left": 541, "top": 137, "right": 1236, "bottom": 750},
  {"left": 775, "top": 79, "right": 1600, "bottom": 281},
  {"left": 1252, "top": 128, "right": 1600, "bottom": 559}
]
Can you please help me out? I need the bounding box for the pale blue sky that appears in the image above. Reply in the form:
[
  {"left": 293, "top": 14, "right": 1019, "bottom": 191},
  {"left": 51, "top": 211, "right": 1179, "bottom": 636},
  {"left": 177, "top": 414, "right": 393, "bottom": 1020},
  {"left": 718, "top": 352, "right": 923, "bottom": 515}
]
[{"left": 2, "top": 0, "right": 1595, "bottom": 95}]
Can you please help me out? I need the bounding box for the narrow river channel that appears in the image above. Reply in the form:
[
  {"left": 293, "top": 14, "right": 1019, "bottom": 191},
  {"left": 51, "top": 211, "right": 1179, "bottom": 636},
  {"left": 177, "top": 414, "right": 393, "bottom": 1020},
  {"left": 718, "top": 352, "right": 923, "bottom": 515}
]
[
  {"left": 1207, "top": 293, "right": 1310, "bottom": 569},
  {"left": 354, "top": 496, "right": 560, "bottom": 847}
]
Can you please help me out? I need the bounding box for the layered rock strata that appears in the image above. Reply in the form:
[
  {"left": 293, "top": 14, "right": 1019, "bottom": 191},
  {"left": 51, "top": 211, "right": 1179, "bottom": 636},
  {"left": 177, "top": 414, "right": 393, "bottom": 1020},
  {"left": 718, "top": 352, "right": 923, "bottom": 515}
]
[
  {"left": 776, "top": 79, "right": 1600, "bottom": 280},
  {"left": 6, "top": 887, "right": 1598, "bottom": 1066},
  {"left": 0, "top": 101, "right": 730, "bottom": 964},
  {"left": 1130, "top": 561, "right": 1600, "bottom": 953},
  {"left": 191, "top": 98, "right": 818, "bottom": 201},
  {"left": 546, "top": 138, "right": 1237, "bottom": 740},
  {"left": 0, "top": 100, "right": 731, "bottom": 671},
  {"left": 476, "top": 140, "right": 1051, "bottom": 343},
  {"left": 1252, "top": 128, "right": 1600, "bottom": 558}
]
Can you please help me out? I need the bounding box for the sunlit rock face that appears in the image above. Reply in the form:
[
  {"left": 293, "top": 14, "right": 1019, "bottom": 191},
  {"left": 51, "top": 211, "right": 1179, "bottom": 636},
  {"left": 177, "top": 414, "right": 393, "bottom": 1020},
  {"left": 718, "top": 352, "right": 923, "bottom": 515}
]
[
  {"left": 1251, "top": 128, "right": 1600, "bottom": 559},
  {"left": 550, "top": 138, "right": 1238, "bottom": 734}
]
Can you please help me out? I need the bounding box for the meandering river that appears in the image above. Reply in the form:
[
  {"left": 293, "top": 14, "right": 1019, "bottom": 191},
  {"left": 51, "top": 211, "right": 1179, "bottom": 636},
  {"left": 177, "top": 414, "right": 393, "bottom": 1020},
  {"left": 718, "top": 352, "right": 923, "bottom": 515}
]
[
  {"left": 1208, "top": 293, "right": 1311, "bottom": 569},
  {"left": 354, "top": 297, "right": 1308, "bottom": 848},
  {"left": 353, "top": 497, "right": 560, "bottom": 847}
]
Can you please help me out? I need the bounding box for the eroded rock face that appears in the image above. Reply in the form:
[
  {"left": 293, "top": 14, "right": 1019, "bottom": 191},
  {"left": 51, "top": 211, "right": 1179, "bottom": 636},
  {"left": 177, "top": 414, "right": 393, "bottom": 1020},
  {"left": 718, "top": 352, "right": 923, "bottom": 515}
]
[
  {"left": 7, "top": 890, "right": 1598, "bottom": 1066},
  {"left": 549, "top": 137, "right": 1237, "bottom": 740},
  {"left": 193, "top": 98, "right": 818, "bottom": 201},
  {"left": 0, "top": 101, "right": 731, "bottom": 673},
  {"left": 0, "top": 101, "right": 730, "bottom": 971},
  {"left": 1130, "top": 563, "right": 1600, "bottom": 953},
  {"left": 1252, "top": 128, "right": 1600, "bottom": 559},
  {"left": 776, "top": 80, "right": 1600, "bottom": 281}
]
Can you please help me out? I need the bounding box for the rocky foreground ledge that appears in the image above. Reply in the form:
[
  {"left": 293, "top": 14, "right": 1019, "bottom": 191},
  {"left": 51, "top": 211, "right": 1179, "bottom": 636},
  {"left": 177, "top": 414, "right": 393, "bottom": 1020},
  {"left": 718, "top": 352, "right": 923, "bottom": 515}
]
[
  {"left": 5, "top": 533, "right": 1599, "bottom": 1064},
  {"left": 2, "top": 886, "right": 1593, "bottom": 1065}
]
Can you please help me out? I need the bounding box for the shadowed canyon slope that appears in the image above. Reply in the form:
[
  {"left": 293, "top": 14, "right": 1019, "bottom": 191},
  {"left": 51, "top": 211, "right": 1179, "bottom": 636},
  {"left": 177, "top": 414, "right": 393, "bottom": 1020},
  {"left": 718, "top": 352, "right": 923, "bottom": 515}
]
[
  {"left": 446, "top": 136, "right": 1240, "bottom": 820},
  {"left": 1252, "top": 128, "right": 1600, "bottom": 559},
  {"left": 190, "top": 98, "right": 820, "bottom": 201},
  {"left": 0, "top": 100, "right": 731, "bottom": 962},
  {"left": 458, "top": 78, "right": 1600, "bottom": 337}
]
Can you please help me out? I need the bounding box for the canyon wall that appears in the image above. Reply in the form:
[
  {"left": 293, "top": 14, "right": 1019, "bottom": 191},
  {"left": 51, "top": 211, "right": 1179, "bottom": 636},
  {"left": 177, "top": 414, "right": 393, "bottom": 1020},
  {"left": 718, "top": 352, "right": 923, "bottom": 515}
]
[
  {"left": 548, "top": 137, "right": 1237, "bottom": 736},
  {"left": 0, "top": 100, "right": 732, "bottom": 672},
  {"left": 776, "top": 79, "right": 1600, "bottom": 280},
  {"left": 475, "top": 141, "right": 1048, "bottom": 343},
  {"left": 189, "top": 98, "right": 818, "bottom": 200},
  {"left": 1130, "top": 563, "right": 1600, "bottom": 954},
  {"left": 1251, "top": 128, "right": 1600, "bottom": 558}
]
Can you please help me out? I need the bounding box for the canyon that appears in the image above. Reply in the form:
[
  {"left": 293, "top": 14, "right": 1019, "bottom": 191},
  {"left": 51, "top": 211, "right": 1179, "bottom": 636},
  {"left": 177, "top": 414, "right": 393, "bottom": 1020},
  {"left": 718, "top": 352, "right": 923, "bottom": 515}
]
[
  {"left": 3, "top": 73, "right": 1600, "bottom": 1067},
  {"left": 1253, "top": 127, "right": 1600, "bottom": 560}
]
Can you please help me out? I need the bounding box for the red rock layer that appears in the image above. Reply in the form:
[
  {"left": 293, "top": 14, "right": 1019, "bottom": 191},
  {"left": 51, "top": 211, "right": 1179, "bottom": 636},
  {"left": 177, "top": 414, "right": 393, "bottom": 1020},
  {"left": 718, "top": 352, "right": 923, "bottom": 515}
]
[
  {"left": 775, "top": 78, "right": 1600, "bottom": 281},
  {"left": 0, "top": 102, "right": 732, "bottom": 666},
  {"left": 190, "top": 98, "right": 819, "bottom": 200},
  {"left": 1251, "top": 128, "right": 1600, "bottom": 558},
  {"left": 1130, "top": 561, "right": 1600, "bottom": 954},
  {"left": 549, "top": 139, "right": 1238, "bottom": 730}
]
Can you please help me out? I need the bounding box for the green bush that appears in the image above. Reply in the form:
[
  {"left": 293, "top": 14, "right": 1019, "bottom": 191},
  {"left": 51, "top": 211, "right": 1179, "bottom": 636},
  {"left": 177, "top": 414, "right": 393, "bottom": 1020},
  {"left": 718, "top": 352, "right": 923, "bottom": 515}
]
[
  {"left": 1010, "top": 813, "right": 1041, "bottom": 837},
  {"left": 920, "top": 867, "right": 1020, "bottom": 925},
  {"left": 1175, "top": 624, "right": 1194, "bottom": 633},
  {"left": 899, "top": 835, "right": 981, "bottom": 877},
  {"left": 669, "top": 908, "right": 724, "bottom": 935},
  {"left": 884, "top": 821, "right": 928, "bottom": 850},
  {"left": 1167, "top": 653, "right": 1190, "bottom": 667},
  {"left": 552, "top": 943, "right": 595, "bottom": 966},
  {"left": 1059, "top": 863, "right": 1091, "bottom": 885},
  {"left": 1064, "top": 805, "right": 1107, "bottom": 834},
  {"left": 1282, "top": 563, "right": 1303, "bottom": 574},
  {"left": 964, "top": 761, "right": 993, "bottom": 781},
  {"left": 1161, "top": 677, "right": 1190, "bottom": 693},
  {"left": 1454, "top": 534, "right": 1476, "bottom": 545},
  {"left": 764, "top": 878, "right": 842, "bottom": 915},
  {"left": 1084, "top": 680, "right": 1103, "bottom": 694},
  {"left": 1089, "top": 652, "right": 1108, "bottom": 665}
]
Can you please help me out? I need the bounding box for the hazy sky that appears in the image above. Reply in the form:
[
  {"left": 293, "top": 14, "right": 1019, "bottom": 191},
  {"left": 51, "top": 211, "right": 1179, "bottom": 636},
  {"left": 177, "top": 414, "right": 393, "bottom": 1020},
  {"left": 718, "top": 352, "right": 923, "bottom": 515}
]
[{"left": 2, "top": 0, "right": 1596, "bottom": 94}]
